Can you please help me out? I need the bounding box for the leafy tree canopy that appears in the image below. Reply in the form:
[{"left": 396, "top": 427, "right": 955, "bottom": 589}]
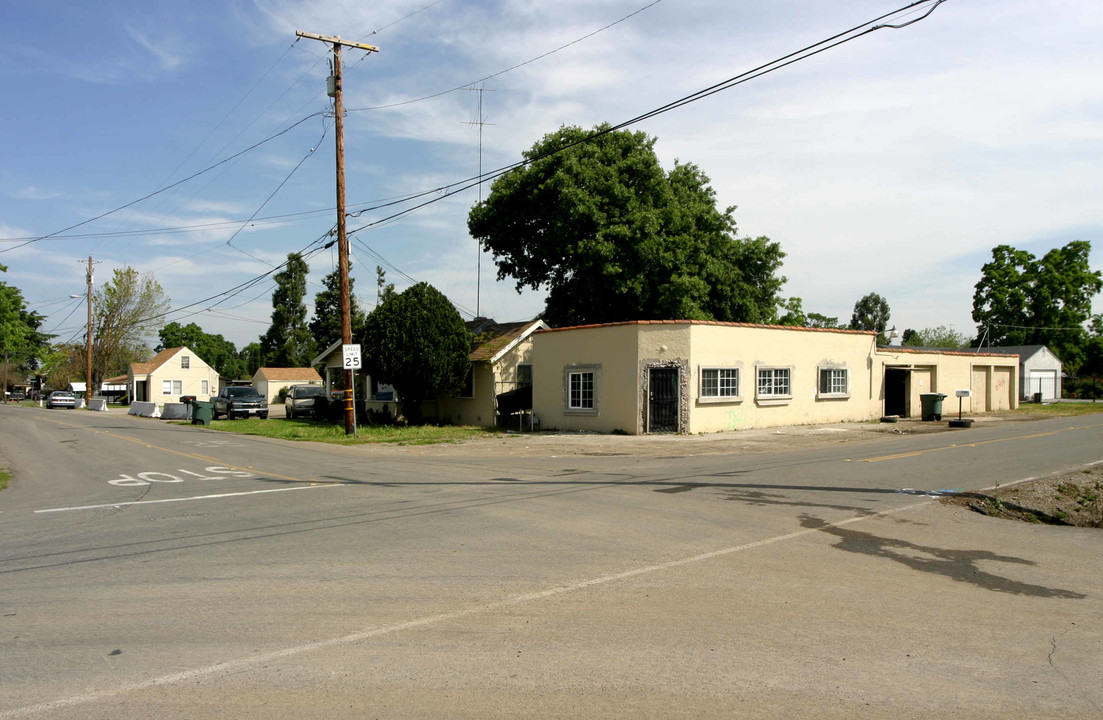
[
  {"left": 1, "top": 263, "right": 48, "bottom": 396},
  {"left": 468, "top": 124, "right": 786, "bottom": 326},
  {"left": 804, "top": 313, "right": 841, "bottom": 329},
  {"left": 361, "top": 282, "right": 470, "bottom": 424},
  {"left": 91, "top": 267, "right": 170, "bottom": 389},
  {"left": 1, "top": 263, "right": 47, "bottom": 370},
  {"left": 157, "top": 321, "right": 246, "bottom": 380},
  {"left": 902, "top": 325, "right": 970, "bottom": 348},
  {"left": 973, "top": 241, "right": 1102, "bottom": 371},
  {"left": 260, "top": 253, "right": 315, "bottom": 368},
  {"left": 850, "top": 292, "right": 891, "bottom": 344},
  {"left": 310, "top": 262, "right": 366, "bottom": 351}
]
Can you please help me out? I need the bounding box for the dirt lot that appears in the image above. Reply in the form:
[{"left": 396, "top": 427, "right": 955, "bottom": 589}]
[{"left": 940, "top": 466, "right": 1103, "bottom": 528}]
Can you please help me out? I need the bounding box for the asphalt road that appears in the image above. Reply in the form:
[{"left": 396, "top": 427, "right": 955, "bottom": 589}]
[{"left": 1, "top": 405, "right": 1102, "bottom": 718}]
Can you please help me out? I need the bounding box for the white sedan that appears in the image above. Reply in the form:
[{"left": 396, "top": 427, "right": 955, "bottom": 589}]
[{"left": 46, "top": 391, "right": 77, "bottom": 409}]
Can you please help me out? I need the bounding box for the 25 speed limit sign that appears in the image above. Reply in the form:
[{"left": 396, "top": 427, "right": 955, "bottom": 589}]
[{"left": 342, "top": 343, "right": 362, "bottom": 370}]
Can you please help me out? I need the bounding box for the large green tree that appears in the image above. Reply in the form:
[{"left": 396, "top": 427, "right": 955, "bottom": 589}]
[
  {"left": 260, "top": 253, "right": 315, "bottom": 367},
  {"left": 972, "top": 241, "right": 1102, "bottom": 371},
  {"left": 310, "top": 263, "right": 366, "bottom": 350},
  {"left": 850, "top": 292, "right": 891, "bottom": 344},
  {"left": 360, "top": 282, "right": 470, "bottom": 424},
  {"left": 157, "top": 321, "right": 246, "bottom": 379},
  {"left": 467, "top": 124, "right": 786, "bottom": 326},
  {"left": 90, "top": 267, "right": 170, "bottom": 390},
  {"left": 1, "top": 264, "right": 47, "bottom": 398}
]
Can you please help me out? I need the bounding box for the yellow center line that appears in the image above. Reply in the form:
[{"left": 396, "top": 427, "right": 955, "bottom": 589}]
[{"left": 859, "top": 422, "right": 1103, "bottom": 463}]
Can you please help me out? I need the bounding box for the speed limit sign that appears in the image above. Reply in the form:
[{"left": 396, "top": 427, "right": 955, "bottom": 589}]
[{"left": 342, "top": 343, "right": 362, "bottom": 370}]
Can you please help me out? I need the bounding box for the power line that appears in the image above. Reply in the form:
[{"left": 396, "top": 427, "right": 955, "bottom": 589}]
[
  {"left": 343, "top": 0, "right": 949, "bottom": 238},
  {"left": 225, "top": 118, "right": 332, "bottom": 260},
  {"left": 346, "top": 0, "right": 666, "bottom": 112},
  {"left": 0, "top": 112, "right": 324, "bottom": 255}
]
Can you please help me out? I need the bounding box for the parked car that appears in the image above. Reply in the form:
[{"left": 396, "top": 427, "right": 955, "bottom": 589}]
[
  {"left": 284, "top": 384, "right": 327, "bottom": 419},
  {"left": 46, "top": 390, "right": 77, "bottom": 409},
  {"left": 212, "top": 386, "right": 268, "bottom": 420}
]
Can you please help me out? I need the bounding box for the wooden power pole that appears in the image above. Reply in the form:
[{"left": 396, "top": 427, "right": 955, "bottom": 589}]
[
  {"left": 85, "top": 256, "right": 93, "bottom": 408},
  {"left": 295, "top": 31, "right": 379, "bottom": 435}
]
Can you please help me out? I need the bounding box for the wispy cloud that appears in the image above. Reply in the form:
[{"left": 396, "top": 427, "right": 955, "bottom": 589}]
[
  {"left": 10, "top": 186, "right": 60, "bottom": 201},
  {"left": 124, "top": 25, "right": 189, "bottom": 71}
]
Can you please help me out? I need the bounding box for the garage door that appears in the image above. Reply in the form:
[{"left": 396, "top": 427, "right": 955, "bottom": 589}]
[{"left": 1026, "top": 370, "right": 1057, "bottom": 401}]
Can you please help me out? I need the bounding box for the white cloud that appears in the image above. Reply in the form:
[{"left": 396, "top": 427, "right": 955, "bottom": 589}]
[
  {"left": 10, "top": 186, "right": 60, "bottom": 201},
  {"left": 124, "top": 25, "right": 189, "bottom": 71}
]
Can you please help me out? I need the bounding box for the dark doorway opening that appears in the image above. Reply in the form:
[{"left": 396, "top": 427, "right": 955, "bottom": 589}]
[
  {"left": 648, "top": 368, "right": 679, "bottom": 433},
  {"left": 885, "top": 367, "right": 909, "bottom": 417}
]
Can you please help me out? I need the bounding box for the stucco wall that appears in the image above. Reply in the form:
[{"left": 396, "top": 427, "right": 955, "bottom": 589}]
[
  {"left": 686, "top": 324, "right": 878, "bottom": 433},
  {"left": 532, "top": 324, "right": 642, "bottom": 433},
  {"left": 874, "top": 349, "right": 1018, "bottom": 415},
  {"left": 532, "top": 323, "right": 1020, "bottom": 434}
]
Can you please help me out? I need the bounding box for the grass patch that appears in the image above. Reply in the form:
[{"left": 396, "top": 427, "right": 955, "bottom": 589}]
[
  {"left": 1009, "top": 402, "right": 1103, "bottom": 417},
  {"left": 0, "top": 468, "right": 10, "bottom": 491},
  {"left": 199, "top": 418, "right": 505, "bottom": 445}
]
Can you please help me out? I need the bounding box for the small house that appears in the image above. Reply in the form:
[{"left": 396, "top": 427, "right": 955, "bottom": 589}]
[
  {"left": 252, "top": 367, "right": 324, "bottom": 404},
  {"left": 128, "top": 347, "right": 219, "bottom": 405}
]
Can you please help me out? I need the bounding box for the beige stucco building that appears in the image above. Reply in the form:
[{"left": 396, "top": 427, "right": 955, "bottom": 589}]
[
  {"left": 128, "top": 346, "right": 219, "bottom": 405},
  {"left": 530, "top": 321, "right": 1018, "bottom": 435}
]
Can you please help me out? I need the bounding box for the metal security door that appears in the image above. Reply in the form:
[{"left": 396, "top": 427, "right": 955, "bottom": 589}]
[{"left": 648, "top": 368, "right": 679, "bottom": 433}]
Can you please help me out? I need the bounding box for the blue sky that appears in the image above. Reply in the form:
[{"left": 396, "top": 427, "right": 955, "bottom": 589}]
[{"left": 2, "top": 0, "right": 1100, "bottom": 350}]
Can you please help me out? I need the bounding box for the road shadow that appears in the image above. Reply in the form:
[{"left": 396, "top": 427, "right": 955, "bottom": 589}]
[{"left": 798, "top": 513, "right": 1086, "bottom": 599}]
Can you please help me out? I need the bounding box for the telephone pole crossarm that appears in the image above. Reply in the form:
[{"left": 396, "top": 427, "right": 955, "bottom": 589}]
[{"left": 295, "top": 31, "right": 379, "bottom": 54}]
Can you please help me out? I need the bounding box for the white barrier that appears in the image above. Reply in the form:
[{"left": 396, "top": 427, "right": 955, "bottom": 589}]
[
  {"left": 88, "top": 398, "right": 109, "bottom": 412},
  {"left": 128, "top": 401, "right": 161, "bottom": 418},
  {"left": 160, "top": 403, "right": 189, "bottom": 420}
]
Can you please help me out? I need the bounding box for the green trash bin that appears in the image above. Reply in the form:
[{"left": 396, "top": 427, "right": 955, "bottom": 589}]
[
  {"left": 191, "top": 400, "right": 213, "bottom": 426},
  {"left": 920, "top": 393, "right": 947, "bottom": 421}
]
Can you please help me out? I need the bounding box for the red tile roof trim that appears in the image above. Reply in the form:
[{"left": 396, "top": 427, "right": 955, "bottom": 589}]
[
  {"left": 876, "top": 346, "right": 1016, "bottom": 359},
  {"left": 534, "top": 319, "right": 876, "bottom": 336}
]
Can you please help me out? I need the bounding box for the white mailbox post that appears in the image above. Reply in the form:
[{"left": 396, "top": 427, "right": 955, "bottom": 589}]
[{"left": 951, "top": 389, "right": 973, "bottom": 427}]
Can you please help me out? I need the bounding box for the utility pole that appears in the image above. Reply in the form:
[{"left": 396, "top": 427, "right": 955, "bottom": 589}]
[
  {"left": 295, "top": 30, "right": 379, "bottom": 436},
  {"left": 77, "top": 257, "right": 96, "bottom": 408},
  {"left": 86, "top": 256, "right": 92, "bottom": 408},
  {"left": 463, "top": 85, "right": 495, "bottom": 318}
]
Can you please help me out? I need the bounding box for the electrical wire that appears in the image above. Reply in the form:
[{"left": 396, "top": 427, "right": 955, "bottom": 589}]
[
  {"left": 225, "top": 118, "right": 332, "bottom": 261},
  {"left": 0, "top": 112, "right": 324, "bottom": 255},
  {"left": 40, "top": 297, "right": 86, "bottom": 337},
  {"left": 342, "top": 0, "right": 949, "bottom": 238},
  {"left": 346, "top": 0, "right": 666, "bottom": 112},
  {"left": 46, "top": 0, "right": 947, "bottom": 336}
]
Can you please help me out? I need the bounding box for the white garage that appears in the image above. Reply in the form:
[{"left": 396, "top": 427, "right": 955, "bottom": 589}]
[{"left": 985, "top": 346, "right": 1063, "bottom": 402}]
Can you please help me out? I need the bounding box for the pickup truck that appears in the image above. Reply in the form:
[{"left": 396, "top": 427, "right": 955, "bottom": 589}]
[{"left": 212, "top": 386, "right": 268, "bottom": 420}]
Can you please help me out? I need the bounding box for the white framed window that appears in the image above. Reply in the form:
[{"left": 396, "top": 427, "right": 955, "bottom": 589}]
[
  {"left": 180, "top": 355, "right": 190, "bottom": 369},
  {"left": 818, "top": 368, "right": 849, "bottom": 397},
  {"left": 516, "top": 363, "right": 533, "bottom": 387},
  {"left": 700, "top": 367, "right": 740, "bottom": 400},
  {"left": 568, "top": 371, "right": 594, "bottom": 409},
  {"left": 201, "top": 380, "right": 209, "bottom": 395},
  {"left": 162, "top": 379, "right": 182, "bottom": 396},
  {"left": 757, "top": 367, "right": 791, "bottom": 398}
]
